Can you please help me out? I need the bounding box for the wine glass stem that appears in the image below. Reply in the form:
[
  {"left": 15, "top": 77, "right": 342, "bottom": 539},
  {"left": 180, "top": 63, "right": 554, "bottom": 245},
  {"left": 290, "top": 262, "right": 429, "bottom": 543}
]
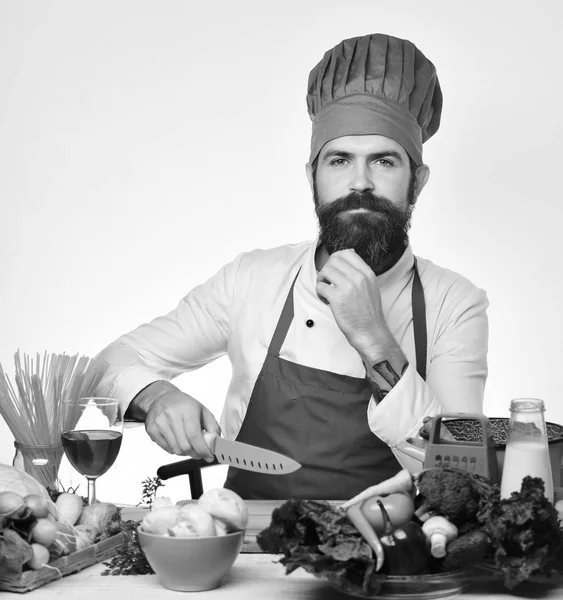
[{"left": 86, "top": 476, "right": 97, "bottom": 504}]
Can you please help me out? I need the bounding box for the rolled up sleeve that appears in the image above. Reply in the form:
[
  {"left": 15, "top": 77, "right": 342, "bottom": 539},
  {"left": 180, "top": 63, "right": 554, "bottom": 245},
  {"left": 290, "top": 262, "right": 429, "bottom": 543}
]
[{"left": 368, "top": 284, "right": 489, "bottom": 471}]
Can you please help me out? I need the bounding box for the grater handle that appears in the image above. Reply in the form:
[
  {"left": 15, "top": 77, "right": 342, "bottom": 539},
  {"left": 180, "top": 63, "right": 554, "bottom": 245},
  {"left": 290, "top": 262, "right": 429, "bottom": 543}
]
[{"left": 429, "top": 413, "right": 495, "bottom": 448}]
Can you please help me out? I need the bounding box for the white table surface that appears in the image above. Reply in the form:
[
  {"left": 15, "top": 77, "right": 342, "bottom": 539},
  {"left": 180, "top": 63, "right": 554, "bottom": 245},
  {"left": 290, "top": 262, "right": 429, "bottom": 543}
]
[
  {"left": 17, "top": 553, "right": 563, "bottom": 600},
  {"left": 10, "top": 507, "right": 563, "bottom": 599}
]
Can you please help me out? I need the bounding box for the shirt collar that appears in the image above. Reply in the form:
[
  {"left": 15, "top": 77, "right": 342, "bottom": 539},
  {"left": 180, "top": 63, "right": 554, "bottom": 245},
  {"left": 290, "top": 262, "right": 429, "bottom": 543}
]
[{"left": 377, "top": 244, "right": 415, "bottom": 289}]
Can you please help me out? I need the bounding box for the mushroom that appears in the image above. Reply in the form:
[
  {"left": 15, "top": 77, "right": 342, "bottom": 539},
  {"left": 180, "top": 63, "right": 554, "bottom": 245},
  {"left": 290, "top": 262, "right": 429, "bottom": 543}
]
[
  {"left": 421, "top": 516, "right": 458, "bottom": 558},
  {"left": 197, "top": 488, "right": 248, "bottom": 532}
]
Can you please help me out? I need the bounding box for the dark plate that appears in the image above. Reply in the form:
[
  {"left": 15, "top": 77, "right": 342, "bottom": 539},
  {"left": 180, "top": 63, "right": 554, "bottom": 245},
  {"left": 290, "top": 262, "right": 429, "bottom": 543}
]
[{"left": 329, "top": 569, "right": 470, "bottom": 599}]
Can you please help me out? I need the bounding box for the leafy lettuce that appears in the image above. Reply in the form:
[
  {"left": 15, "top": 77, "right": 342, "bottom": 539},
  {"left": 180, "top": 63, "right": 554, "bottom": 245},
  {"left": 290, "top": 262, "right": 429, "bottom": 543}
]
[
  {"left": 481, "top": 477, "right": 562, "bottom": 589},
  {"left": 256, "top": 478, "right": 563, "bottom": 593},
  {"left": 256, "top": 499, "right": 384, "bottom": 596}
]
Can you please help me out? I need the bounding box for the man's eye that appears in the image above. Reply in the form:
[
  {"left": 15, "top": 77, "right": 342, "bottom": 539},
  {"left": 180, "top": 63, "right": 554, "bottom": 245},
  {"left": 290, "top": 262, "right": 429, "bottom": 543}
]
[
  {"left": 375, "top": 159, "right": 393, "bottom": 167},
  {"left": 330, "top": 158, "right": 348, "bottom": 166}
]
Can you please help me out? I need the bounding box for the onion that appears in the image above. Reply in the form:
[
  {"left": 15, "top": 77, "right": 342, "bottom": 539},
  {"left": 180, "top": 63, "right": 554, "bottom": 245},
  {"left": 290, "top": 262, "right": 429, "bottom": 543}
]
[
  {"left": 0, "top": 491, "right": 26, "bottom": 518},
  {"left": 27, "top": 543, "right": 50, "bottom": 570},
  {"left": 31, "top": 518, "right": 59, "bottom": 547},
  {"left": 24, "top": 494, "right": 50, "bottom": 519}
]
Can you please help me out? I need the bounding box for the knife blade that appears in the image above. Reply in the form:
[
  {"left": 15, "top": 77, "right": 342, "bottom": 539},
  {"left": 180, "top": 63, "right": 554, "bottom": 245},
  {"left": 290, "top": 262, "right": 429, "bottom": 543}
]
[
  {"left": 206, "top": 432, "right": 301, "bottom": 474},
  {"left": 157, "top": 432, "right": 302, "bottom": 480}
]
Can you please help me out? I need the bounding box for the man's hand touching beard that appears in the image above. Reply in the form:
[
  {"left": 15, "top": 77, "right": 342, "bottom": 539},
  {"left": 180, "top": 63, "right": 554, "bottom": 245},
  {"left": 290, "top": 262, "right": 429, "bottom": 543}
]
[
  {"left": 316, "top": 249, "right": 408, "bottom": 401},
  {"left": 316, "top": 249, "right": 387, "bottom": 354}
]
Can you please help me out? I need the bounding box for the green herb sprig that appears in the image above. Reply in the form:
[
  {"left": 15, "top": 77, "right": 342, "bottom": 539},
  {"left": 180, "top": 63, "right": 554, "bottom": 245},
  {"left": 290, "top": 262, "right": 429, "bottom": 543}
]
[
  {"left": 101, "top": 475, "right": 166, "bottom": 576},
  {"left": 101, "top": 521, "right": 153, "bottom": 576},
  {"left": 139, "top": 476, "right": 165, "bottom": 508}
]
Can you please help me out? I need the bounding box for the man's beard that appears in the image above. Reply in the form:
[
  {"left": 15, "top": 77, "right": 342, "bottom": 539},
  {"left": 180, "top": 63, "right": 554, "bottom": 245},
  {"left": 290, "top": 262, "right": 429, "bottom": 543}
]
[{"left": 314, "top": 179, "right": 415, "bottom": 275}]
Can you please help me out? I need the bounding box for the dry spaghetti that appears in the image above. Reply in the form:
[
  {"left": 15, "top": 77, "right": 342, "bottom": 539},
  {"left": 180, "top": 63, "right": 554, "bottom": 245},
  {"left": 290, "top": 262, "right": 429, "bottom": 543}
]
[{"left": 0, "top": 351, "right": 110, "bottom": 489}]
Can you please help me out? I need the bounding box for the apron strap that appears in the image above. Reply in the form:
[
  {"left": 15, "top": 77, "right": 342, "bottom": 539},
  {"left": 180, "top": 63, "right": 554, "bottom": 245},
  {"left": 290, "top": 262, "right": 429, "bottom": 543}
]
[
  {"left": 411, "top": 257, "right": 427, "bottom": 381},
  {"left": 268, "top": 268, "right": 302, "bottom": 357},
  {"left": 268, "top": 260, "right": 428, "bottom": 381}
]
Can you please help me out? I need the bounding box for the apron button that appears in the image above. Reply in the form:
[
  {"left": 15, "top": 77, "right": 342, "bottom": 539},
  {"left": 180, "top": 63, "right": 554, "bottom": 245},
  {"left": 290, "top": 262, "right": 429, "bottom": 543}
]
[{"left": 306, "top": 319, "right": 314, "bottom": 328}]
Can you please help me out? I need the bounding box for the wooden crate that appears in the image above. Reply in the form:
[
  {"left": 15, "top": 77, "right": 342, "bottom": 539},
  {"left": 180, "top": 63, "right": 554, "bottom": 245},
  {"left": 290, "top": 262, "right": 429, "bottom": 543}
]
[{"left": 0, "top": 532, "right": 129, "bottom": 593}]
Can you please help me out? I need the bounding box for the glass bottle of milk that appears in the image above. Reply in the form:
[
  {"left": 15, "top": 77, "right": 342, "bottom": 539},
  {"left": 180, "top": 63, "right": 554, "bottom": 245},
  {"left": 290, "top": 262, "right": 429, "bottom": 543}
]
[{"left": 500, "top": 398, "right": 553, "bottom": 502}]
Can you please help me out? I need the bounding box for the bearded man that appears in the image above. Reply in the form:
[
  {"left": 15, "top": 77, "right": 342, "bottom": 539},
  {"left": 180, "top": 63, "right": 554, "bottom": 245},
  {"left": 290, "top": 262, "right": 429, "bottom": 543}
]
[{"left": 94, "top": 33, "right": 488, "bottom": 500}]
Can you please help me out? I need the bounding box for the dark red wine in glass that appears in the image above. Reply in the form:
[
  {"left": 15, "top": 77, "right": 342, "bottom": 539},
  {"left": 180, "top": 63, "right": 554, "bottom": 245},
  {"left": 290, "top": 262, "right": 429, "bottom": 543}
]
[
  {"left": 61, "top": 398, "right": 124, "bottom": 504},
  {"left": 61, "top": 430, "right": 122, "bottom": 477}
]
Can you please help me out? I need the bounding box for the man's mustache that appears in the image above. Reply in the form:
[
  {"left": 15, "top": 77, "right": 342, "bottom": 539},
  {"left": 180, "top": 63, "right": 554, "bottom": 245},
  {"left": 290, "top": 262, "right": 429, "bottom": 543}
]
[{"left": 318, "top": 191, "right": 394, "bottom": 216}]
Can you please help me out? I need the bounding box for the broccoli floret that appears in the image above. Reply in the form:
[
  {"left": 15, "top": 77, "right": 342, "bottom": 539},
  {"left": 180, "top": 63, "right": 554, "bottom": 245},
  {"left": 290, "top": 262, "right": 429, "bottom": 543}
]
[
  {"left": 437, "top": 530, "right": 491, "bottom": 572},
  {"left": 414, "top": 468, "right": 499, "bottom": 534}
]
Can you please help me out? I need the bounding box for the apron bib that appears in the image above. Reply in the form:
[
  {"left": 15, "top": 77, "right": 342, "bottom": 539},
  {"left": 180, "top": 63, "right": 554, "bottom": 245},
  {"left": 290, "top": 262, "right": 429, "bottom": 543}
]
[{"left": 224, "top": 259, "right": 426, "bottom": 499}]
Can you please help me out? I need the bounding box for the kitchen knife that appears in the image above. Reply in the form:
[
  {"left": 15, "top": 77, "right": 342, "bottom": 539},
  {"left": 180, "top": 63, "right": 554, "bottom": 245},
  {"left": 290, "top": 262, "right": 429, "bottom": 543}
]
[{"left": 157, "top": 432, "right": 302, "bottom": 480}]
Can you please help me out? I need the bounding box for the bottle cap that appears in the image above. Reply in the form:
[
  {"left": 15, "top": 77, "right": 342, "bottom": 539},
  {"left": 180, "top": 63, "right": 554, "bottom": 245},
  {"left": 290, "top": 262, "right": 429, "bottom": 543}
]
[{"left": 510, "top": 398, "right": 545, "bottom": 412}]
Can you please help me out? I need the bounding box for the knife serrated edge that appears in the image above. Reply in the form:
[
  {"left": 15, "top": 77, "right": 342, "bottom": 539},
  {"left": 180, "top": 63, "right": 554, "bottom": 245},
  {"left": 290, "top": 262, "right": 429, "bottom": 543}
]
[{"left": 213, "top": 436, "right": 301, "bottom": 474}]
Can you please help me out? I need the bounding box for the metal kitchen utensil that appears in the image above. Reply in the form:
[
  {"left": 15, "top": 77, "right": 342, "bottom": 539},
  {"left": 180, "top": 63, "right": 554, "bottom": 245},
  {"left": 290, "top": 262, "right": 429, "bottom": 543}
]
[
  {"left": 437, "top": 417, "right": 563, "bottom": 487},
  {"left": 157, "top": 432, "right": 302, "bottom": 481},
  {"left": 422, "top": 413, "right": 499, "bottom": 481},
  {"left": 397, "top": 415, "right": 563, "bottom": 486},
  {"left": 395, "top": 414, "right": 499, "bottom": 481}
]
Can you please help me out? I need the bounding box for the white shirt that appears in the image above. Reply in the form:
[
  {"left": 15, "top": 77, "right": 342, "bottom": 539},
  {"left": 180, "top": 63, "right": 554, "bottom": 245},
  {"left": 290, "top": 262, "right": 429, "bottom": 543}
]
[{"left": 95, "top": 240, "right": 488, "bottom": 470}]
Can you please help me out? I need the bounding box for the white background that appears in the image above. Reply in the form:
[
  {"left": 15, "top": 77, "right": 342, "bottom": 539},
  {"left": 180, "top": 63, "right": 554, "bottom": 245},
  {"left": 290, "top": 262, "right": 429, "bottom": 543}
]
[{"left": 1, "top": 0, "right": 563, "bottom": 504}]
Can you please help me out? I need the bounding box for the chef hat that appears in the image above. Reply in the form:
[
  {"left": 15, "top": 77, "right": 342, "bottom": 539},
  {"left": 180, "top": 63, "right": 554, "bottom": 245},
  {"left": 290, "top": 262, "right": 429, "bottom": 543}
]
[{"left": 307, "top": 33, "right": 443, "bottom": 166}]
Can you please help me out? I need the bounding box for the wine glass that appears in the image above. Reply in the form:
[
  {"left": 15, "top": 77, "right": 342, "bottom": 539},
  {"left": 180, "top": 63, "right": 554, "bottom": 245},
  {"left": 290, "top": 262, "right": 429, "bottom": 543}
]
[{"left": 61, "top": 397, "right": 124, "bottom": 505}]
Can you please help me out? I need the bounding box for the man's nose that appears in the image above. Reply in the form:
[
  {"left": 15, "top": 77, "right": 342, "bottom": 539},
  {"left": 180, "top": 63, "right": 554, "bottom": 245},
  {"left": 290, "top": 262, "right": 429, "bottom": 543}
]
[{"left": 349, "top": 164, "right": 374, "bottom": 192}]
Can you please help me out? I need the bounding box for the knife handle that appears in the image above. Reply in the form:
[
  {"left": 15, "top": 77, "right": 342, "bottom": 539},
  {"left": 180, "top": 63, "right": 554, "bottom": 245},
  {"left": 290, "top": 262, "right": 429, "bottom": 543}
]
[
  {"left": 202, "top": 431, "right": 218, "bottom": 452},
  {"left": 157, "top": 457, "right": 220, "bottom": 480},
  {"left": 157, "top": 431, "right": 219, "bottom": 480}
]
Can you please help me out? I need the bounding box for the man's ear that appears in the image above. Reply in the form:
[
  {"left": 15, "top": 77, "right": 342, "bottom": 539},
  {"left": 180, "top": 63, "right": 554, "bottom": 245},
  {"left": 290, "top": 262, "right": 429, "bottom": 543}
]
[
  {"left": 305, "top": 163, "right": 314, "bottom": 194},
  {"left": 411, "top": 164, "right": 430, "bottom": 205}
]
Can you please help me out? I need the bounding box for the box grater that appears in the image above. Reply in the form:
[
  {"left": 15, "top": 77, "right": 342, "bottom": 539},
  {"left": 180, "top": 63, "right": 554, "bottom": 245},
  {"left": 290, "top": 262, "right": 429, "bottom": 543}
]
[{"left": 423, "top": 413, "right": 499, "bottom": 482}]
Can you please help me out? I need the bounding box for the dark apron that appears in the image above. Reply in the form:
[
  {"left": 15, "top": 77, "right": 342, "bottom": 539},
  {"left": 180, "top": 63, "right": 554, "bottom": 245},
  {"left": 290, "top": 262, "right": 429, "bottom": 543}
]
[{"left": 224, "top": 258, "right": 427, "bottom": 500}]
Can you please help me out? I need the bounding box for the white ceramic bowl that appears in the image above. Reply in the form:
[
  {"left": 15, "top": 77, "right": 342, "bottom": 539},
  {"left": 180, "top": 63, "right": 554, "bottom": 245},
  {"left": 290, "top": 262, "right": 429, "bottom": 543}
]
[{"left": 137, "top": 527, "right": 244, "bottom": 592}]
